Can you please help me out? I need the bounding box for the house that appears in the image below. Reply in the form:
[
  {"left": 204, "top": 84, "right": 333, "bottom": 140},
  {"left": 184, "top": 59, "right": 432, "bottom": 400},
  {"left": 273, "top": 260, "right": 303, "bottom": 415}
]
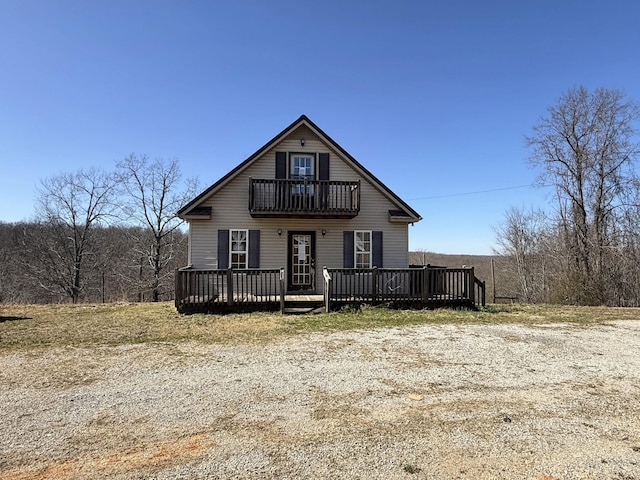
[{"left": 175, "top": 115, "right": 484, "bottom": 313}]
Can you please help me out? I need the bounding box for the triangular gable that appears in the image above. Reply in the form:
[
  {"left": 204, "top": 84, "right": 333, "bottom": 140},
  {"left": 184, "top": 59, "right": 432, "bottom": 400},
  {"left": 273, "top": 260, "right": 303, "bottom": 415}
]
[{"left": 178, "top": 115, "right": 422, "bottom": 222}]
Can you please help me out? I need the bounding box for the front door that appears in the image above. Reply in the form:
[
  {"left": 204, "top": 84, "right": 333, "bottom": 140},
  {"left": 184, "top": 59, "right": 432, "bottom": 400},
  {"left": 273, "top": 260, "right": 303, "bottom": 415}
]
[{"left": 288, "top": 231, "right": 316, "bottom": 292}]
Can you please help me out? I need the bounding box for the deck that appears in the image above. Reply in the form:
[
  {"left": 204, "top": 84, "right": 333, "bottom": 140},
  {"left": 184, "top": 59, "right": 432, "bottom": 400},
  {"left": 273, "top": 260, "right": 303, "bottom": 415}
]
[{"left": 175, "top": 266, "right": 486, "bottom": 314}]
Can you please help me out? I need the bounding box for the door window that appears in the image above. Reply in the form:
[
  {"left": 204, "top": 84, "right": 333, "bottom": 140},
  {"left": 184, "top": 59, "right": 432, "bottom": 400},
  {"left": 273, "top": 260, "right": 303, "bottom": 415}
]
[{"left": 291, "top": 233, "right": 312, "bottom": 288}]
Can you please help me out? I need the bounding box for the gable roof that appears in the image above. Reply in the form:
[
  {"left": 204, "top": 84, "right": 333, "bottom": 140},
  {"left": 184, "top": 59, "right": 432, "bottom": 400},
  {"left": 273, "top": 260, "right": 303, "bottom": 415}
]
[{"left": 178, "top": 115, "right": 422, "bottom": 222}]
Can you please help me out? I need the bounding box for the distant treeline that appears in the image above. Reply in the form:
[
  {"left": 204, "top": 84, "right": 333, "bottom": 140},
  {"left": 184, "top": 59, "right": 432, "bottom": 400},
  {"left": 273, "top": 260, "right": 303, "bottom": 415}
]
[
  {"left": 0, "top": 222, "right": 187, "bottom": 304},
  {"left": 1, "top": 154, "right": 198, "bottom": 305}
]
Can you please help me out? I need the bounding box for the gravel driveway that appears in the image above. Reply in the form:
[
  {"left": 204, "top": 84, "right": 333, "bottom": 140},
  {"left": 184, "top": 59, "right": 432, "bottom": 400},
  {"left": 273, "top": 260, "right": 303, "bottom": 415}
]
[{"left": 1, "top": 321, "right": 640, "bottom": 479}]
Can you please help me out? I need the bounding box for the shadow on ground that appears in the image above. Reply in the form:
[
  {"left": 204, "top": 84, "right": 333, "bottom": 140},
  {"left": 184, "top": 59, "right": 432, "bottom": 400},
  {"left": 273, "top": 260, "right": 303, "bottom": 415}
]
[{"left": 0, "top": 316, "right": 31, "bottom": 323}]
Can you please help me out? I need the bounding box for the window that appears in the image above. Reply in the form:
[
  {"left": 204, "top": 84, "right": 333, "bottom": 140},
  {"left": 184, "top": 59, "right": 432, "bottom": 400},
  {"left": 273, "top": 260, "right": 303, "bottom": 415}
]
[
  {"left": 355, "top": 231, "right": 371, "bottom": 268},
  {"left": 230, "top": 229, "right": 248, "bottom": 269},
  {"left": 290, "top": 153, "right": 315, "bottom": 194},
  {"left": 290, "top": 153, "right": 315, "bottom": 180}
]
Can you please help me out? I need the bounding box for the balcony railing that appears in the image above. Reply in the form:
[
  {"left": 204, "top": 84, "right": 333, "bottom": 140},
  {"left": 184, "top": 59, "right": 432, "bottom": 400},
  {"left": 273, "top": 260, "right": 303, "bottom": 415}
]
[{"left": 249, "top": 178, "right": 360, "bottom": 217}]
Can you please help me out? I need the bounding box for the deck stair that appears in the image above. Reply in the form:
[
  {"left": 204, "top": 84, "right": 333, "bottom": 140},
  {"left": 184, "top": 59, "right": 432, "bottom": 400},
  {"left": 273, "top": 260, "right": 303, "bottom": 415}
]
[{"left": 283, "top": 295, "right": 324, "bottom": 314}]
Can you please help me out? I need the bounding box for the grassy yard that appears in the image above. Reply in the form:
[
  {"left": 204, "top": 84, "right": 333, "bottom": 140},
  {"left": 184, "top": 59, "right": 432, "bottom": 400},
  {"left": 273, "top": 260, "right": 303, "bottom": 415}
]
[{"left": 2, "top": 302, "right": 640, "bottom": 351}]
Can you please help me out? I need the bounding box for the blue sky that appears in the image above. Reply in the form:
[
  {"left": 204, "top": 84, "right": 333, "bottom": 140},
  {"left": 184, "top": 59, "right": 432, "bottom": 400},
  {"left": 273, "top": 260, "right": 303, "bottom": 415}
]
[{"left": 1, "top": 0, "right": 639, "bottom": 254}]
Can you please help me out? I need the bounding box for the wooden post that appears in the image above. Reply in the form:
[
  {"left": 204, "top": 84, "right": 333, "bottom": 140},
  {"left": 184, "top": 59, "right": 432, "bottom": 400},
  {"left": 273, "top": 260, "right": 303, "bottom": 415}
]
[
  {"left": 491, "top": 258, "right": 496, "bottom": 303},
  {"left": 422, "top": 267, "right": 428, "bottom": 303},
  {"left": 468, "top": 267, "right": 475, "bottom": 306},
  {"left": 174, "top": 269, "right": 180, "bottom": 310},
  {"left": 323, "top": 267, "right": 332, "bottom": 313},
  {"left": 372, "top": 267, "right": 378, "bottom": 303},
  {"left": 279, "top": 267, "right": 285, "bottom": 313},
  {"left": 227, "top": 268, "right": 234, "bottom": 305}
]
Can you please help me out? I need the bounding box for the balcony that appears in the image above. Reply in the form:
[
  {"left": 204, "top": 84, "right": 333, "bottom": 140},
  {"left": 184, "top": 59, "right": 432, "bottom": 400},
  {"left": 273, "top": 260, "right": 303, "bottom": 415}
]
[{"left": 249, "top": 178, "right": 360, "bottom": 218}]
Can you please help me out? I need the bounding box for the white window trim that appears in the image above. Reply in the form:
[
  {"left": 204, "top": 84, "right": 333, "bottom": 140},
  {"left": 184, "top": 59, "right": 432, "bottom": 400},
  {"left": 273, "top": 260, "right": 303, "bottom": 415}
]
[
  {"left": 289, "top": 152, "right": 316, "bottom": 180},
  {"left": 354, "top": 230, "right": 372, "bottom": 269},
  {"left": 230, "top": 229, "right": 249, "bottom": 269}
]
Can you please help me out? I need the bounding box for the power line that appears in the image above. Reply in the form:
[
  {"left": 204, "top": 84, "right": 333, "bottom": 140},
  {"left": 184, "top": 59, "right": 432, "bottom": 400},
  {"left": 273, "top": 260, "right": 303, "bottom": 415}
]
[{"left": 407, "top": 184, "right": 548, "bottom": 201}]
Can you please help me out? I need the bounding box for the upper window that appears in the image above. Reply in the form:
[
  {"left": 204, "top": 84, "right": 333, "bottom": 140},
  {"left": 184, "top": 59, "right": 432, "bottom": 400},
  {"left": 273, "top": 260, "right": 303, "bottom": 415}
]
[
  {"left": 355, "top": 231, "right": 371, "bottom": 268},
  {"left": 230, "top": 229, "right": 248, "bottom": 269},
  {"left": 290, "top": 153, "right": 315, "bottom": 180},
  {"left": 290, "top": 153, "right": 315, "bottom": 195}
]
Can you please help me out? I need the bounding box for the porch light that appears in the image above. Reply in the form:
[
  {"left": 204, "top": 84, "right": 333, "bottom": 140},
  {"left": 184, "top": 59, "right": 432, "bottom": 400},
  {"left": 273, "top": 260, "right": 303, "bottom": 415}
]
[
  {"left": 300, "top": 138, "right": 305, "bottom": 147},
  {"left": 278, "top": 229, "right": 282, "bottom": 236},
  {"left": 321, "top": 229, "right": 326, "bottom": 237}
]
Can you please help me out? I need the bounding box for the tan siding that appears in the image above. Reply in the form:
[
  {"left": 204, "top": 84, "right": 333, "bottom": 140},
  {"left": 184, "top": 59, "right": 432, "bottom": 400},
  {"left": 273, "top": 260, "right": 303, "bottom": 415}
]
[{"left": 187, "top": 124, "right": 412, "bottom": 286}]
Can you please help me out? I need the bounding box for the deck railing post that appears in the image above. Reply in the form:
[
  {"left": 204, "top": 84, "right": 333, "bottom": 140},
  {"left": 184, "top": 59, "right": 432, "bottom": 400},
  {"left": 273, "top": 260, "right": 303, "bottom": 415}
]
[
  {"left": 175, "top": 269, "right": 181, "bottom": 310},
  {"left": 226, "top": 268, "right": 234, "bottom": 305},
  {"left": 468, "top": 267, "right": 475, "bottom": 305},
  {"left": 279, "top": 267, "right": 285, "bottom": 313},
  {"left": 323, "top": 266, "right": 332, "bottom": 313},
  {"left": 422, "top": 267, "right": 428, "bottom": 303},
  {"left": 372, "top": 267, "right": 378, "bottom": 303}
]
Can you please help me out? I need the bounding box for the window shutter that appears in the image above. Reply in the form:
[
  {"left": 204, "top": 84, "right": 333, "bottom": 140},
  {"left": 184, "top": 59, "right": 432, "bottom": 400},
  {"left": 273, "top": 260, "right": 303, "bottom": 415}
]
[
  {"left": 318, "top": 152, "right": 330, "bottom": 209},
  {"left": 372, "top": 231, "right": 383, "bottom": 267},
  {"left": 217, "top": 229, "right": 229, "bottom": 269},
  {"left": 343, "top": 231, "right": 354, "bottom": 268},
  {"left": 318, "top": 153, "right": 330, "bottom": 180},
  {"left": 248, "top": 230, "right": 260, "bottom": 268},
  {"left": 275, "top": 152, "right": 287, "bottom": 179}
]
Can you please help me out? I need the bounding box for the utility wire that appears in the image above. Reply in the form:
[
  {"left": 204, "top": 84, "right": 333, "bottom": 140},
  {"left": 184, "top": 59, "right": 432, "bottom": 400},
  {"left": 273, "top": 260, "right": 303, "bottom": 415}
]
[{"left": 407, "top": 183, "right": 549, "bottom": 201}]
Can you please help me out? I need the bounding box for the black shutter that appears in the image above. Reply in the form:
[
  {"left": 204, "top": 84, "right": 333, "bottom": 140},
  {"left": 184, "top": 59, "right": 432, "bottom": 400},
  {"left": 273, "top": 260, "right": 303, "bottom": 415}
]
[
  {"left": 275, "top": 151, "right": 287, "bottom": 179},
  {"left": 248, "top": 230, "right": 260, "bottom": 268},
  {"left": 343, "top": 231, "right": 354, "bottom": 268},
  {"left": 318, "top": 153, "right": 330, "bottom": 180},
  {"left": 372, "top": 231, "right": 383, "bottom": 267},
  {"left": 319, "top": 152, "right": 330, "bottom": 209},
  {"left": 218, "top": 229, "right": 229, "bottom": 269}
]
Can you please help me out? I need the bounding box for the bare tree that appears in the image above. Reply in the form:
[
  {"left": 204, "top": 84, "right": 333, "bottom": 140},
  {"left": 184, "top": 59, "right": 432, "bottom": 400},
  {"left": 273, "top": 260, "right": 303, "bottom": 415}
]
[
  {"left": 116, "top": 154, "right": 197, "bottom": 302},
  {"left": 494, "top": 207, "right": 550, "bottom": 303},
  {"left": 26, "top": 168, "right": 117, "bottom": 303},
  {"left": 526, "top": 86, "right": 640, "bottom": 304}
]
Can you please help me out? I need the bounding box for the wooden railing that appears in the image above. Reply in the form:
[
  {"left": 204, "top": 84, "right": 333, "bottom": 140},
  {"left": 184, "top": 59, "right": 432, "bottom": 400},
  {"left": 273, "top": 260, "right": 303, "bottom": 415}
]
[
  {"left": 249, "top": 178, "right": 360, "bottom": 217},
  {"left": 175, "top": 267, "right": 284, "bottom": 313},
  {"left": 323, "top": 266, "right": 486, "bottom": 311},
  {"left": 175, "top": 266, "right": 486, "bottom": 314}
]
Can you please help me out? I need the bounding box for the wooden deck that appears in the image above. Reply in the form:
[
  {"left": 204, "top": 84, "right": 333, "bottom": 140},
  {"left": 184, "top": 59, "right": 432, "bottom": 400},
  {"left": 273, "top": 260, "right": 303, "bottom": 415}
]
[{"left": 175, "top": 267, "right": 485, "bottom": 314}]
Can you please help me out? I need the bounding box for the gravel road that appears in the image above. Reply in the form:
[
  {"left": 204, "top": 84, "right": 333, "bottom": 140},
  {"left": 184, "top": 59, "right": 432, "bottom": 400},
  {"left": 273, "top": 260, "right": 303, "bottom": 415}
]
[{"left": 1, "top": 321, "right": 640, "bottom": 479}]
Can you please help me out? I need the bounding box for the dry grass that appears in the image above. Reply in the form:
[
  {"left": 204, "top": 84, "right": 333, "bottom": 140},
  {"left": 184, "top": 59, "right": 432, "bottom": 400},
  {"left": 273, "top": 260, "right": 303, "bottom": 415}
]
[{"left": 2, "top": 302, "right": 640, "bottom": 352}]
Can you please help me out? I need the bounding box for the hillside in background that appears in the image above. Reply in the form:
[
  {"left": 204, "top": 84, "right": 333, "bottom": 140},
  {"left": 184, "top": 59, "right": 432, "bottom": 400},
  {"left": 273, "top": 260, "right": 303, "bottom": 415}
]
[{"left": 409, "top": 251, "right": 517, "bottom": 303}]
